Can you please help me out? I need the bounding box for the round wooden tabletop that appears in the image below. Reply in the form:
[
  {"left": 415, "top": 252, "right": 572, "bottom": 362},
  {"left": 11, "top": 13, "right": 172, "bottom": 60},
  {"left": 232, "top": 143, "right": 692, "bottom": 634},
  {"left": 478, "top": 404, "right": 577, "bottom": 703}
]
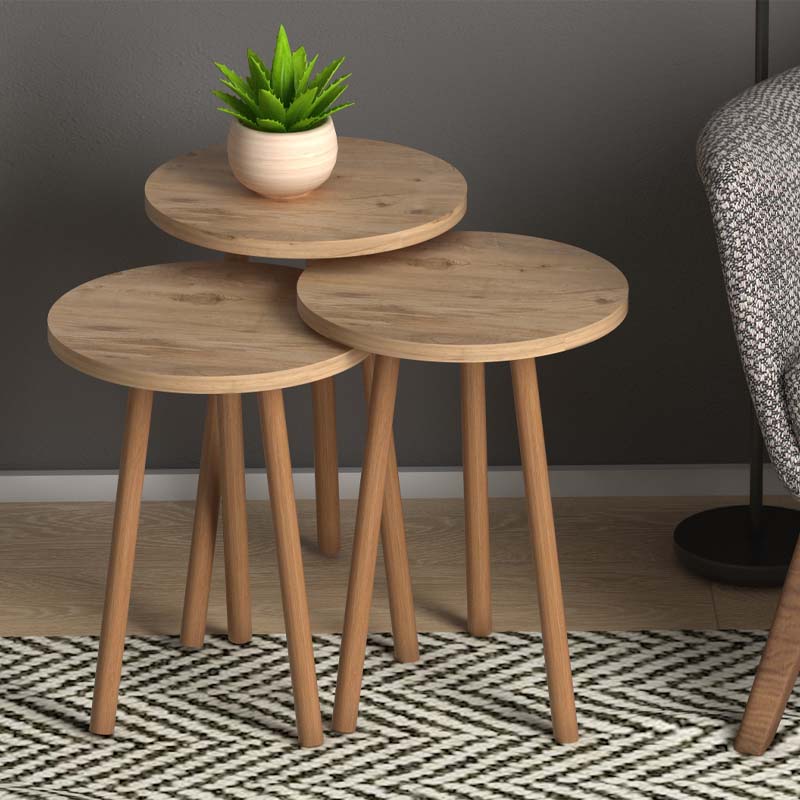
[
  {"left": 48, "top": 262, "right": 366, "bottom": 394},
  {"left": 297, "top": 231, "right": 629, "bottom": 363},
  {"left": 144, "top": 138, "right": 467, "bottom": 259}
]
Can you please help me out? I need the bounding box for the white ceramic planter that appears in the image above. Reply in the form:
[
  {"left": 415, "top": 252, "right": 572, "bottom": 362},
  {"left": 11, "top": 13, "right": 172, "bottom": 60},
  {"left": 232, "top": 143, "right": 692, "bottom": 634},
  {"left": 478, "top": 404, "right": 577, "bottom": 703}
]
[{"left": 226, "top": 117, "right": 338, "bottom": 200}]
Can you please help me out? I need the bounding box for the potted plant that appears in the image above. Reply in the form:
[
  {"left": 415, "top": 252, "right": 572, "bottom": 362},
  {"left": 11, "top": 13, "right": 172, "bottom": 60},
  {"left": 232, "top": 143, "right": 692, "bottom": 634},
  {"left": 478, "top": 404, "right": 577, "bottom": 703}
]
[{"left": 214, "top": 25, "right": 353, "bottom": 200}]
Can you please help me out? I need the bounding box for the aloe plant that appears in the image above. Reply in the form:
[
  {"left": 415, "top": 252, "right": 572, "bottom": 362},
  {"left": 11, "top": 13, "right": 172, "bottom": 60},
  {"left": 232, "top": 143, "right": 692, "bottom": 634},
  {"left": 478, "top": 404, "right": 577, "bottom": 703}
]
[{"left": 213, "top": 25, "right": 353, "bottom": 133}]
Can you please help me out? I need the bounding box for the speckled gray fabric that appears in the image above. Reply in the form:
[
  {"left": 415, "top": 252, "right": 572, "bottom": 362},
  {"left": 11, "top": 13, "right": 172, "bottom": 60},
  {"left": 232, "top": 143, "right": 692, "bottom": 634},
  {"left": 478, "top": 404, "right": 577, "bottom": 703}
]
[
  {"left": 697, "top": 66, "right": 800, "bottom": 496},
  {"left": 785, "top": 363, "right": 800, "bottom": 455}
]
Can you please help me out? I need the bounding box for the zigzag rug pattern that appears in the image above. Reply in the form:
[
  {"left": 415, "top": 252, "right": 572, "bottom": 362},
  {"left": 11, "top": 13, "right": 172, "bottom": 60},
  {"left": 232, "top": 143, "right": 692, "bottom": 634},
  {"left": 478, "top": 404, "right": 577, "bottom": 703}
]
[{"left": 0, "top": 630, "right": 798, "bottom": 799}]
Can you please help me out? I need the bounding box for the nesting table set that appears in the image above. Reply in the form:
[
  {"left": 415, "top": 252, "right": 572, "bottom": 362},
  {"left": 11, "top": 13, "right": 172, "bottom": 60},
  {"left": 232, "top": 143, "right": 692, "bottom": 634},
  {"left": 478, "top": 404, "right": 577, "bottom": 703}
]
[{"left": 47, "top": 135, "right": 628, "bottom": 748}]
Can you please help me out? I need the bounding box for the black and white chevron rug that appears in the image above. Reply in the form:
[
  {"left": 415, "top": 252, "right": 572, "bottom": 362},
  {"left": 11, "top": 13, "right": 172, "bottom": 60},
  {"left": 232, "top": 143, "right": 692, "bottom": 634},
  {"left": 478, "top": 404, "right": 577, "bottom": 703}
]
[{"left": 0, "top": 630, "right": 797, "bottom": 799}]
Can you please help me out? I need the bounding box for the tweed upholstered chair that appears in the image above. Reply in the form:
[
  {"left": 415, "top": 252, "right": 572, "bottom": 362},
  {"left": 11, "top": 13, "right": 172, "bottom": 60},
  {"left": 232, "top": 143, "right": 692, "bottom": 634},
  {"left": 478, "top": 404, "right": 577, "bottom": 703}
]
[{"left": 697, "top": 65, "right": 800, "bottom": 755}]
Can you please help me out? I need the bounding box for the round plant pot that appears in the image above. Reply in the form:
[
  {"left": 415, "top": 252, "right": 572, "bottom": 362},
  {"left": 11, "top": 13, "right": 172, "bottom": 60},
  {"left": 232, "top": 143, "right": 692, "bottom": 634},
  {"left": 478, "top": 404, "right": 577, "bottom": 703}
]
[{"left": 226, "top": 117, "right": 338, "bottom": 200}]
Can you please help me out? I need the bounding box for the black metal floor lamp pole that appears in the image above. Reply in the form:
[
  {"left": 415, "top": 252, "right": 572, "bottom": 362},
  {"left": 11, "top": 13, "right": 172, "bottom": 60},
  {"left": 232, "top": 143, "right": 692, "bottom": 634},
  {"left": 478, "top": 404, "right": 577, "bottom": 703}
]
[{"left": 673, "top": 0, "right": 800, "bottom": 586}]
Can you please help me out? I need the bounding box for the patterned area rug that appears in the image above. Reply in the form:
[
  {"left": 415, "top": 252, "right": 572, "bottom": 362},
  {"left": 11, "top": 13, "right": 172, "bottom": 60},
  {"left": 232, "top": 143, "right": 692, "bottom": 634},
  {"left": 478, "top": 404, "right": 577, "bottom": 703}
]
[{"left": 0, "top": 630, "right": 798, "bottom": 799}]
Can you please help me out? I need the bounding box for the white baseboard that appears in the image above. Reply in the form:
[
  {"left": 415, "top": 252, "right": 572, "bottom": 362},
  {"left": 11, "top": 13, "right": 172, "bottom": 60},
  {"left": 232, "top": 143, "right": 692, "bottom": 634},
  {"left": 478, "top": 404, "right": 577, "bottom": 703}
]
[{"left": 0, "top": 464, "right": 789, "bottom": 502}]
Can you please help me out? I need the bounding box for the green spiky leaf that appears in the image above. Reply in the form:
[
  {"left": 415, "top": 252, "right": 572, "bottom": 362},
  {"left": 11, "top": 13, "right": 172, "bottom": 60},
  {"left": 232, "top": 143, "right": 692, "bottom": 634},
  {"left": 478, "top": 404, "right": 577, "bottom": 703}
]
[
  {"left": 247, "top": 49, "right": 271, "bottom": 93},
  {"left": 297, "top": 54, "right": 318, "bottom": 96},
  {"left": 270, "top": 24, "right": 294, "bottom": 106},
  {"left": 310, "top": 56, "right": 344, "bottom": 92},
  {"left": 292, "top": 46, "right": 307, "bottom": 91},
  {"left": 288, "top": 115, "right": 327, "bottom": 132},
  {"left": 217, "top": 107, "right": 259, "bottom": 129},
  {"left": 215, "top": 62, "right": 257, "bottom": 109},
  {"left": 324, "top": 101, "right": 354, "bottom": 117},
  {"left": 310, "top": 74, "right": 350, "bottom": 117},
  {"left": 285, "top": 88, "right": 318, "bottom": 129},
  {"left": 255, "top": 117, "right": 287, "bottom": 133},
  {"left": 258, "top": 88, "right": 285, "bottom": 123},
  {"left": 218, "top": 79, "right": 258, "bottom": 115},
  {"left": 212, "top": 90, "right": 256, "bottom": 121},
  {"left": 289, "top": 101, "right": 353, "bottom": 131},
  {"left": 216, "top": 81, "right": 258, "bottom": 120}
]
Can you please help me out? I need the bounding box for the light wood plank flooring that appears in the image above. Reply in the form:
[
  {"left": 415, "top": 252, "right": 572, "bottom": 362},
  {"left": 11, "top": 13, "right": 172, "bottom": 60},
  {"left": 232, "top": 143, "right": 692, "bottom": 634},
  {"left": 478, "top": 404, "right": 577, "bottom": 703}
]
[{"left": 0, "top": 497, "right": 785, "bottom": 636}]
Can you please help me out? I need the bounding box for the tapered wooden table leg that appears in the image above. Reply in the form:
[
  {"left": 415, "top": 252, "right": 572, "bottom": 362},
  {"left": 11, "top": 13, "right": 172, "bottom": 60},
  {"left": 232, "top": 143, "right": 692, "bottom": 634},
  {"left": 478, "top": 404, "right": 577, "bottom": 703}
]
[
  {"left": 362, "top": 356, "right": 419, "bottom": 663},
  {"left": 461, "top": 362, "right": 492, "bottom": 637},
  {"left": 312, "top": 377, "right": 341, "bottom": 557},
  {"left": 218, "top": 393, "right": 252, "bottom": 645},
  {"left": 90, "top": 388, "right": 153, "bottom": 735},
  {"left": 181, "top": 396, "right": 221, "bottom": 648},
  {"left": 333, "top": 355, "right": 401, "bottom": 732},
  {"left": 511, "top": 358, "right": 578, "bottom": 744},
  {"left": 736, "top": 539, "right": 800, "bottom": 755},
  {"left": 259, "top": 390, "right": 324, "bottom": 747}
]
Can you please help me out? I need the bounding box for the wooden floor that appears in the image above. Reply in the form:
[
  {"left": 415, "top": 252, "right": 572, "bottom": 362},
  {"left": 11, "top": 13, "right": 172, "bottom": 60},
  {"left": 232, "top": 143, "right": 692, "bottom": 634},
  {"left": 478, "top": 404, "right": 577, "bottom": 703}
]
[{"left": 0, "top": 497, "right": 785, "bottom": 636}]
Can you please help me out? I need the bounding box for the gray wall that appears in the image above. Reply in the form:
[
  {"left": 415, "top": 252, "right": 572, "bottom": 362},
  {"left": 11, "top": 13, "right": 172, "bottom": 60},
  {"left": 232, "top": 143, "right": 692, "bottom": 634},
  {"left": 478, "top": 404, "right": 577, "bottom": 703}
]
[{"left": 2, "top": 0, "right": 799, "bottom": 471}]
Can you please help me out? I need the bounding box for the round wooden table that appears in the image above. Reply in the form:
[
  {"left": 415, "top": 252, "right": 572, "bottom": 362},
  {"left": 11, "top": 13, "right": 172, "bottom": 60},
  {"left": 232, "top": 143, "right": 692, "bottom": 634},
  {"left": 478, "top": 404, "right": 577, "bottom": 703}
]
[
  {"left": 49, "top": 261, "right": 408, "bottom": 747},
  {"left": 297, "top": 230, "right": 629, "bottom": 743},
  {"left": 144, "top": 138, "right": 467, "bottom": 559},
  {"left": 145, "top": 138, "right": 467, "bottom": 259}
]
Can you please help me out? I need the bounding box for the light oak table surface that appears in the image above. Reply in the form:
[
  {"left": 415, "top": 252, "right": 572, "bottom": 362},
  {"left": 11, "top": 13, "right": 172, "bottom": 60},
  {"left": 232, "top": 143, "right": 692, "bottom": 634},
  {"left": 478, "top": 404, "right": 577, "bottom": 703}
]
[
  {"left": 144, "top": 138, "right": 467, "bottom": 259},
  {"left": 47, "top": 261, "right": 366, "bottom": 394},
  {"left": 298, "top": 231, "right": 629, "bottom": 363}
]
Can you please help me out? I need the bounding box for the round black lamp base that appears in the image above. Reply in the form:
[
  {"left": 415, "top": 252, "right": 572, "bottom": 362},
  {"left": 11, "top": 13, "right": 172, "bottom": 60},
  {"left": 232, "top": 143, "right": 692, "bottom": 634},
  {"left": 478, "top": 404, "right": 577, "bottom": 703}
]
[{"left": 674, "top": 505, "right": 800, "bottom": 586}]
